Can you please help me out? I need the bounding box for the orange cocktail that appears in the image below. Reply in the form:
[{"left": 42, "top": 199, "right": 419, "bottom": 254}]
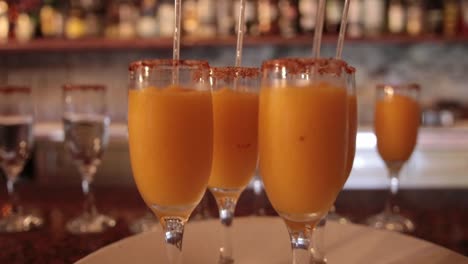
[
  {"left": 209, "top": 88, "right": 259, "bottom": 190},
  {"left": 375, "top": 92, "right": 420, "bottom": 163},
  {"left": 259, "top": 81, "right": 348, "bottom": 218},
  {"left": 344, "top": 94, "right": 358, "bottom": 181}
]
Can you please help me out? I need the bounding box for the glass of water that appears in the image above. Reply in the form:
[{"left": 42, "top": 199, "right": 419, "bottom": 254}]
[
  {"left": 62, "top": 84, "right": 116, "bottom": 234},
  {"left": 0, "top": 85, "right": 43, "bottom": 233}
]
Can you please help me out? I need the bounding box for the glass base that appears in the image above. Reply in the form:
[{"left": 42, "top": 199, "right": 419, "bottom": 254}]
[
  {"left": 66, "top": 213, "right": 116, "bottom": 234},
  {"left": 0, "top": 212, "right": 44, "bottom": 233},
  {"left": 366, "top": 212, "right": 415, "bottom": 233},
  {"left": 129, "top": 214, "right": 158, "bottom": 234},
  {"left": 327, "top": 211, "right": 351, "bottom": 224}
]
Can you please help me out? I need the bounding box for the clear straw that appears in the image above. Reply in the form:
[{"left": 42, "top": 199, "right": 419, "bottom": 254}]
[
  {"left": 235, "top": 0, "right": 246, "bottom": 67},
  {"left": 172, "top": 0, "right": 182, "bottom": 84},
  {"left": 312, "top": 0, "right": 326, "bottom": 59},
  {"left": 336, "top": 0, "right": 351, "bottom": 59}
]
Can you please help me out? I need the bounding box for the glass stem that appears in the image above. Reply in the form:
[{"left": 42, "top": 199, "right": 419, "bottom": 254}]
[
  {"left": 385, "top": 162, "right": 403, "bottom": 215},
  {"left": 310, "top": 217, "right": 327, "bottom": 264},
  {"left": 288, "top": 225, "right": 313, "bottom": 264},
  {"left": 81, "top": 179, "right": 98, "bottom": 217},
  {"left": 6, "top": 178, "right": 20, "bottom": 215},
  {"left": 215, "top": 196, "right": 237, "bottom": 264},
  {"left": 161, "top": 217, "right": 185, "bottom": 264}
]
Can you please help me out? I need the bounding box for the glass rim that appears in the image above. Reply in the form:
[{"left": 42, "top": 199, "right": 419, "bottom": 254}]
[
  {"left": 62, "top": 84, "right": 107, "bottom": 92},
  {"left": 0, "top": 85, "right": 31, "bottom": 94},
  {"left": 262, "top": 58, "right": 356, "bottom": 75},
  {"left": 376, "top": 83, "right": 421, "bottom": 91},
  {"left": 128, "top": 59, "right": 210, "bottom": 72},
  {"left": 211, "top": 66, "right": 260, "bottom": 81}
]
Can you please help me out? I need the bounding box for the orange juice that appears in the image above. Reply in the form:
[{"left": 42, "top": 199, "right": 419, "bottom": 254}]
[
  {"left": 208, "top": 88, "right": 259, "bottom": 190},
  {"left": 375, "top": 94, "right": 420, "bottom": 162},
  {"left": 259, "top": 83, "right": 348, "bottom": 218},
  {"left": 344, "top": 95, "right": 358, "bottom": 183},
  {"left": 128, "top": 86, "right": 213, "bottom": 218}
]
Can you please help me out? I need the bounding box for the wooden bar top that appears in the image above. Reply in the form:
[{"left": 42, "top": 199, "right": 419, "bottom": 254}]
[{"left": 0, "top": 185, "right": 467, "bottom": 263}]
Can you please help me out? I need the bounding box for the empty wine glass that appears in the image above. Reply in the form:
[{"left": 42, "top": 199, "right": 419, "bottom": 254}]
[
  {"left": 62, "top": 84, "right": 116, "bottom": 234},
  {"left": 366, "top": 83, "right": 420, "bottom": 233},
  {"left": 0, "top": 85, "right": 43, "bottom": 233}
]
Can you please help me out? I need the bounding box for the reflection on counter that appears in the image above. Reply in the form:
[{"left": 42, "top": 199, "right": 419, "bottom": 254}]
[{"left": 30, "top": 123, "right": 468, "bottom": 190}]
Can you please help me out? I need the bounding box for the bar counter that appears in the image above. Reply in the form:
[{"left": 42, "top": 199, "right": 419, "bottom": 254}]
[{"left": 0, "top": 184, "right": 467, "bottom": 263}]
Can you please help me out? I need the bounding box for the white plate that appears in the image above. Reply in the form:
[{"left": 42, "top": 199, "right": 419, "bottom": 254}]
[{"left": 76, "top": 216, "right": 468, "bottom": 264}]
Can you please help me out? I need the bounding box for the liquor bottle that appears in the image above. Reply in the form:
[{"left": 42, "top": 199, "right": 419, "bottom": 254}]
[
  {"left": 406, "top": 0, "right": 424, "bottom": 36},
  {"left": 40, "top": 0, "right": 65, "bottom": 38},
  {"left": 137, "top": 0, "right": 158, "bottom": 38},
  {"left": 158, "top": 0, "right": 174, "bottom": 37},
  {"left": 278, "top": 0, "right": 299, "bottom": 37},
  {"left": 82, "top": 0, "right": 105, "bottom": 37},
  {"left": 425, "top": 0, "right": 443, "bottom": 35},
  {"left": 347, "top": 0, "right": 363, "bottom": 38},
  {"left": 388, "top": 0, "right": 405, "bottom": 34},
  {"left": 216, "top": 0, "right": 234, "bottom": 36},
  {"left": 0, "top": 1, "right": 8, "bottom": 42},
  {"left": 182, "top": 0, "right": 198, "bottom": 36},
  {"left": 198, "top": 0, "right": 216, "bottom": 37},
  {"left": 298, "top": 0, "right": 317, "bottom": 34},
  {"left": 258, "top": 0, "right": 279, "bottom": 35},
  {"left": 363, "top": 0, "right": 386, "bottom": 36},
  {"left": 443, "top": 0, "right": 460, "bottom": 36},
  {"left": 325, "top": 0, "right": 343, "bottom": 34}
]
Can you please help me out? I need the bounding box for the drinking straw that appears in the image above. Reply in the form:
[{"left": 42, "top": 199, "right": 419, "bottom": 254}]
[
  {"left": 336, "top": 0, "right": 351, "bottom": 59},
  {"left": 235, "top": 0, "right": 246, "bottom": 67},
  {"left": 172, "top": 0, "right": 182, "bottom": 84},
  {"left": 312, "top": 0, "right": 326, "bottom": 59}
]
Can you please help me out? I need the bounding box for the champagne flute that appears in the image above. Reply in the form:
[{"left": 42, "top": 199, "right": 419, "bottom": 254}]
[
  {"left": 62, "top": 84, "right": 116, "bottom": 234},
  {"left": 259, "top": 58, "right": 349, "bottom": 264},
  {"left": 209, "top": 66, "right": 260, "bottom": 263},
  {"left": 128, "top": 59, "right": 213, "bottom": 264},
  {"left": 0, "top": 85, "right": 43, "bottom": 233},
  {"left": 367, "top": 84, "right": 420, "bottom": 233}
]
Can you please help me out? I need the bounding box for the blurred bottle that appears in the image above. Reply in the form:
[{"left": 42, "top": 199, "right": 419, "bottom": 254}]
[
  {"left": 0, "top": 1, "right": 8, "bottom": 42},
  {"left": 216, "top": 0, "right": 234, "bottom": 36},
  {"left": 198, "top": 0, "right": 216, "bottom": 37},
  {"left": 11, "top": 0, "right": 39, "bottom": 42},
  {"left": 443, "top": 0, "right": 460, "bottom": 37},
  {"left": 298, "top": 0, "right": 317, "bottom": 34},
  {"left": 363, "top": 0, "right": 386, "bottom": 36},
  {"left": 461, "top": 0, "right": 468, "bottom": 35},
  {"left": 137, "top": 0, "right": 158, "bottom": 38},
  {"left": 182, "top": 0, "right": 198, "bottom": 36},
  {"left": 158, "top": 0, "right": 174, "bottom": 37},
  {"left": 406, "top": 0, "right": 424, "bottom": 36},
  {"left": 347, "top": 0, "right": 363, "bottom": 38},
  {"left": 105, "top": 0, "right": 138, "bottom": 39},
  {"left": 258, "top": 0, "right": 279, "bottom": 35},
  {"left": 65, "top": 0, "right": 86, "bottom": 39},
  {"left": 40, "top": 0, "right": 65, "bottom": 38},
  {"left": 425, "top": 0, "right": 443, "bottom": 35},
  {"left": 388, "top": 0, "right": 406, "bottom": 34},
  {"left": 325, "top": 0, "right": 343, "bottom": 34},
  {"left": 234, "top": 0, "right": 259, "bottom": 36},
  {"left": 82, "top": 0, "right": 105, "bottom": 37},
  {"left": 278, "top": 0, "right": 299, "bottom": 37}
]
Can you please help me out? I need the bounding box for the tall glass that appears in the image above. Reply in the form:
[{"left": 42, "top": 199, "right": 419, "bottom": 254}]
[
  {"left": 259, "top": 58, "right": 349, "bottom": 264},
  {"left": 0, "top": 85, "right": 43, "bottom": 232},
  {"left": 63, "top": 84, "right": 116, "bottom": 234},
  {"left": 209, "top": 66, "right": 260, "bottom": 263},
  {"left": 367, "top": 84, "right": 420, "bottom": 233},
  {"left": 128, "top": 59, "right": 213, "bottom": 264}
]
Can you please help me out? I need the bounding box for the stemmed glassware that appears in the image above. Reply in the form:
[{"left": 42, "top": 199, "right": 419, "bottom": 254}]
[
  {"left": 62, "top": 84, "right": 116, "bottom": 234},
  {"left": 208, "top": 66, "right": 260, "bottom": 263},
  {"left": 259, "top": 58, "right": 350, "bottom": 264},
  {"left": 367, "top": 84, "right": 421, "bottom": 233},
  {"left": 0, "top": 85, "right": 43, "bottom": 232},
  {"left": 127, "top": 59, "right": 213, "bottom": 264}
]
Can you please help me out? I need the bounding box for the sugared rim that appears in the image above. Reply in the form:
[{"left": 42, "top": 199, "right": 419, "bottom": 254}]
[
  {"left": 262, "top": 58, "right": 356, "bottom": 75},
  {"left": 129, "top": 59, "right": 210, "bottom": 72},
  {"left": 376, "top": 83, "right": 421, "bottom": 91},
  {"left": 211, "top": 66, "right": 260, "bottom": 80},
  {"left": 63, "top": 84, "right": 106, "bottom": 91},
  {"left": 0, "top": 85, "right": 31, "bottom": 94}
]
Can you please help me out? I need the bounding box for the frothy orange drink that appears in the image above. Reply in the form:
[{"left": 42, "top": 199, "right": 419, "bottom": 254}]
[
  {"left": 208, "top": 88, "right": 259, "bottom": 190},
  {"left": 375, "top": 93, "right": 420, "bottom": 163},
  {"left": 259, "top": 82, "right": 348, "bottom": 218},
  {"left": 128, "top": 86, "right": 213, "bottom": 218},
  {"left": 343, "top": 95, "right": 358, "bottom": 183}
]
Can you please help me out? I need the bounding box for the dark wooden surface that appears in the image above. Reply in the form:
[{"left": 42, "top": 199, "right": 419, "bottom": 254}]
[
  {"left": 0, "top": 184, "right": 467, "bottom": 263},
  {"left": 2, "top": 35, "right": 468, "bottom": 52}
]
